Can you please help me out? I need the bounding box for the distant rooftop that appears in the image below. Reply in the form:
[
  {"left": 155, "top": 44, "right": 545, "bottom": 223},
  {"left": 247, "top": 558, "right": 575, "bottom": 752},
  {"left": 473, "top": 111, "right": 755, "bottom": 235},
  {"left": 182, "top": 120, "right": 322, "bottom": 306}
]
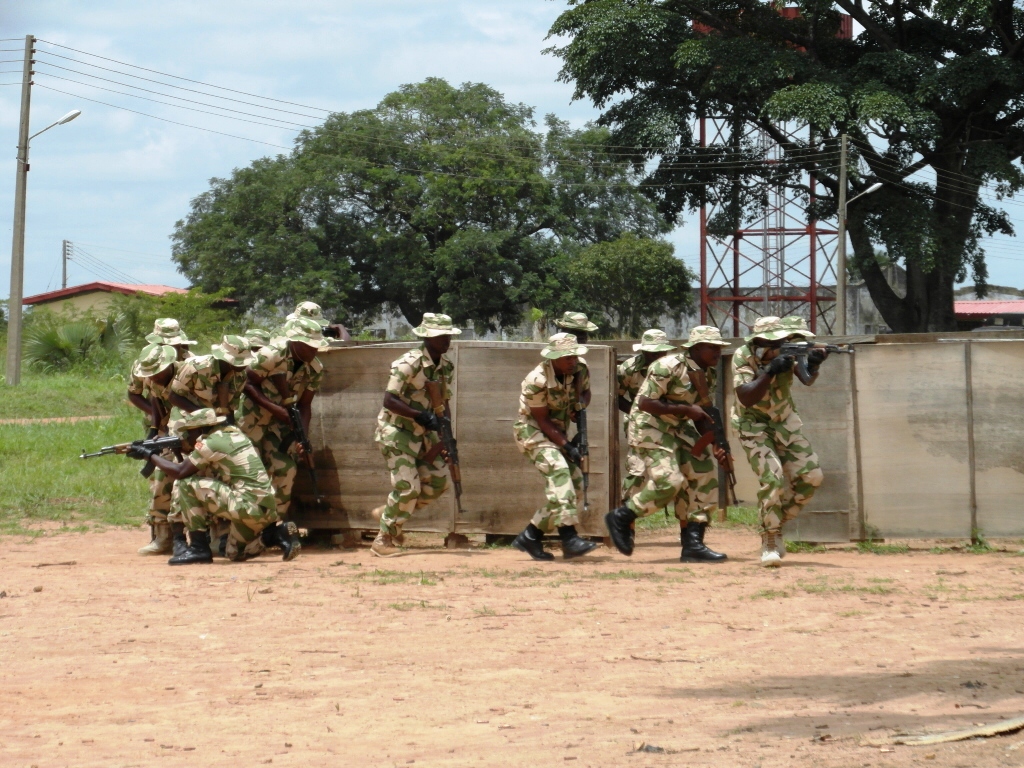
[
  {"left": 23, "top": 281, "right": 189, "bottom": 306},
  {"left": 954, "top": 299, "right": 1024, "bottom": 319}
]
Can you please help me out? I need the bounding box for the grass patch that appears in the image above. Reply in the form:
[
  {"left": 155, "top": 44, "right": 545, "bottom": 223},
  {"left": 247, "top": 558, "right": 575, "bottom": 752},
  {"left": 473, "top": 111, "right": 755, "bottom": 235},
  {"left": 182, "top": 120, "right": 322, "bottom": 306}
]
[
  {"left": 0, "top": 372, "right": 129, "bottom": 420},
  {"left": 724, "top": 506, "right": 759, "bottom": 527},
  {"left": 591, "top": 569, "right": 662, "bottom": 581},
  {"left": 786, "top": 541, "right": 827, "bottom": 553},
  {"left": 388, "top": 600, "right": 444, "bottom": 611},
  {"left": 856, "top": 541, "right": 909, "bottom": 555},
  {"left": 636, "top": 511, "right": 676, "bottom": 531},
  {"left": 750, "top": 589, "right": 790, "bottom": 600}
]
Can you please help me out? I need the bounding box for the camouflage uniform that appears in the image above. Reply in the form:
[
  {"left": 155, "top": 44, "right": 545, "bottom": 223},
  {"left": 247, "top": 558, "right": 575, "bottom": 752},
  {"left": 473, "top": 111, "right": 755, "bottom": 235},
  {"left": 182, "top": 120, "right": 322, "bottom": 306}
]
[
  {"left": 617, "top": 352, "right": 653, "bottom": 503},
  {"left": 731, "top": 334, "right": 823, "bottom": 535},
  {"left": 236, "top": 338, "right": 324, "bottom": 518},
  {"left": 374, "top": 345, "right": 454, "bottom": 536},
  {"left": 172, "top": 424, "right": 277, "bottom": 560},
  {"left": 127, "top": 350, "right": 180, "bottom": 526},
  {"left": 624, "top": 353, "right": 718, "bottom": 524},
  {"left": 513, "top": 360, "right": 585, "bottom": 533},
  {"left": 169, "top": 338, "right": 250, "bottom": 421}
]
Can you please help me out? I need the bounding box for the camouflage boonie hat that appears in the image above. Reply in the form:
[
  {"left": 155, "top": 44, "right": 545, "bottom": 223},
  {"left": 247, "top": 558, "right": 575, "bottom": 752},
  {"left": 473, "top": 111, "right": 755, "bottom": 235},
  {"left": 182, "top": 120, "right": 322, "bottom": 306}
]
[
  {"left": 779, "top": 315, "right": 816, "bottom": 339},
  {"left": 413, "top": 313, "right": 462, "bottom": 338},
  {"left": 542, "top": 332, "right": 588, "bottom": 360},
  {"left": 244, "top": 328, "right": 271, "bottom": 349},
  {"left": 680, "top": 325, "right": 731, "bottom": 348},
  {"left": 633, "top": 329, "right": 676, "bottom": 353},
  {"left": 282, "top": 317, "right": 330, "bottom": 349},
  {"left": 147, "top": 317, "right": 197, "bottom": 346},
  {"left": 744, "top": 315, "right": 789, "bottom": 343},
  {"left": 176, "top": 407, "right": 227, "bottom": 434},
  {"left": 554, "top": 311, "right": 599, "bottom": 333},
  {"left": 210, "top": 334, "right": 254, "bottom": 367},
  {"left": 132, "top": 343, "right": 177, "bottom": 379},
  {"left": 286, "top": 300, "right": 330, "bottom": 328}
]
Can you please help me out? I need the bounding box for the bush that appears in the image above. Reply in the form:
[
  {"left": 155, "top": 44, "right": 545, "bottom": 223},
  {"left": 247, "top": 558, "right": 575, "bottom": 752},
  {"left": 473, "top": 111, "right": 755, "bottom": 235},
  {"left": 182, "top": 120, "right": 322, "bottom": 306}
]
[{"left": 23, "top": 312, "right": 131, "bottom": 376}]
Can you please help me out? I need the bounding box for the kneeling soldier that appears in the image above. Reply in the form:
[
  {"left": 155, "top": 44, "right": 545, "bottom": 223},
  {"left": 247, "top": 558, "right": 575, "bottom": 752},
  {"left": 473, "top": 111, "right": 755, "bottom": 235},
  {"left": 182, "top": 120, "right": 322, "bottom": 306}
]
[
  {"left": 511, "top": 333, "right": 599, "bottom": 561},
  {"left": 127, "top": 408, "right": 296, "bottom": 564},
  {"left": 371, "top": 313, "right": 459, "bottom": 557}
]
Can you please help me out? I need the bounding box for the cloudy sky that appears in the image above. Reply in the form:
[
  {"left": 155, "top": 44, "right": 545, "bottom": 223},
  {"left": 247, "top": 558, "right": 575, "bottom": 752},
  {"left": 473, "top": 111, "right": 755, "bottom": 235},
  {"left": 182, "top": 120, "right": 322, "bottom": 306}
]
[{"left": 1, "top": 1, "right": 1021, "bottom": 304}]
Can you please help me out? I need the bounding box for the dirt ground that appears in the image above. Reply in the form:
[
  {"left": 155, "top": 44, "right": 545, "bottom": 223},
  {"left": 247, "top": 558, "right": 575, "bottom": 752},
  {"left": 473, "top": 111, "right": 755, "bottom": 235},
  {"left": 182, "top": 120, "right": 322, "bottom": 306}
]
[{"left": 1, "top": 526, "right": 1023, "bottom": 768}]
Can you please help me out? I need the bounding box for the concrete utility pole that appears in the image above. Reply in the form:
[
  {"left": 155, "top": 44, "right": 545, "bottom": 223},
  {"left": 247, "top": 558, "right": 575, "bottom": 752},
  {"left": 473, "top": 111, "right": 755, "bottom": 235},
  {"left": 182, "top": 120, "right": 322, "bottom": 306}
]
[
  {"left": 836, "top": 134, "right": 848, "bottom": 336},
  {"left": 62, "top": 239, "right": 71, "bottom": 289},
  {"left": 6, "top": 34, "right": 35, "bottom": 386}
]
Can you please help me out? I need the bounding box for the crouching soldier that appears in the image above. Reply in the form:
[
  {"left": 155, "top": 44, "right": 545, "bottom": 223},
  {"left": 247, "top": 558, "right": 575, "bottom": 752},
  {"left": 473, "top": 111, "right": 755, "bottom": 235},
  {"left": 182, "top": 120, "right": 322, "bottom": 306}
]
[
  {"left": 511, "top": 333, "right": 599, "bottom": 561},
  {"left": 127, "top": 408, "right": 298, "bottom": 564}
]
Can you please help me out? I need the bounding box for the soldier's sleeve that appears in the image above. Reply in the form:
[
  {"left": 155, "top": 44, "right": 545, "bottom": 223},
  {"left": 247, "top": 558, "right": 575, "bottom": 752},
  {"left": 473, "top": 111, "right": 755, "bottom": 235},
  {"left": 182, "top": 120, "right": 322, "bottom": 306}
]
[
  {"left": 577, "top": 359, "right": 591, "bottom": 393},
  {"left": 127, "top": 371, "right": 146, "bottom": 397},
  {"left": 636, "top": 360, "right": 672, "bottom": 401},
  {"left": 250, "top": 344, "right": 286, "bottom": 381},
  {"left": 732, "top": 346, "right": 757, "bottom": 387},
  {"left": 307, "top": 357, "right": 324, "bottom": 394},
  {"left": 385, "top": 354, "right": 414, "bottom": 397},
  {"left": 616, "top": 360, "right": 630, "bottom": 399},
  {"left": 169, "top": 359, "right": 200, "bottom": 398},
  {"left": 189, "top": 435, "right": 228, "bottom": 469},
  {"left": 521, "top": 367, "right": 548, "bottom": 410},
  {"left": 442, "top": 358, "right": 455, "bottom": 401}
]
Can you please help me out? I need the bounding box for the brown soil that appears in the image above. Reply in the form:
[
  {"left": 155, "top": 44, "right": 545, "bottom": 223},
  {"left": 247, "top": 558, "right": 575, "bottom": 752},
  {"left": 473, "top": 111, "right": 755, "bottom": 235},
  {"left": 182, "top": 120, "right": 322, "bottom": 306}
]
[{"left": 1, "top": 526, "right": 1023, "bottom": 767}]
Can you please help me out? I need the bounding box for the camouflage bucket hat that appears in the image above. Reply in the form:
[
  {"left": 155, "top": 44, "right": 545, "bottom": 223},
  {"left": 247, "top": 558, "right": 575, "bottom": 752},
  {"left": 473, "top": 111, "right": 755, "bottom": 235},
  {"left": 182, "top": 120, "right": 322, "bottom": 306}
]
[
  {"left": 542, "top": 332, "right": 588, "bottom": 360},
  {"left": 286, "top": 300, "right": 330, "bottom": 328},
  {"left": 744, "top": 315, "right": 788, "bottom": 343},
  {"left": 680, "top": 325, "right": 731, "bottom": 348},
  {"left": 176, "top": 407, "right": 227, "bottom": 434},
  {"left": 282, "top": 317, "right": 330, "bottom": 349},
  {"left": 413, "top": 313, "right": 462, "bottom": 338},
  {"left": 244, "top": 328, "right": 271, "bottom": 349},
  {"left": 151, "top": 317, "right": 197, "bottom": 346},
  {"left": 633, "top": 328, "right": 676, "bottom": 353},
  {"left": 211, "top": 334, "right": 254, "bottom": 367},
  {"left": 780, "top": 315, "right": 816, "bottom": 339},
  {"left": 132, "top": 343, "right": 177, "bottom": 379},
  {"left": 554, "top": 311, "right": 599, "bottom": 333}
]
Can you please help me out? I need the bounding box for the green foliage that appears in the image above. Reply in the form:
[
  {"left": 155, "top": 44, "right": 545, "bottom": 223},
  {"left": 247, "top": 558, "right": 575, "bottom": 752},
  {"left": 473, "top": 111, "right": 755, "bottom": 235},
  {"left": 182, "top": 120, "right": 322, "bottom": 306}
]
[
  {"left": 548, "top": 0, "right": 1024, "bottom": 332},
  {"left": 856, "top": 540, "right": 910, "bottom": 555},
  {"left": 173, "top": 78, "right": 668, "bottom": 332},
  {"left": 23, "top": 312, "right": 131, "bottom": 376},
  {"left": 107, "top": 290, "right": 242, "bottom": 349}
]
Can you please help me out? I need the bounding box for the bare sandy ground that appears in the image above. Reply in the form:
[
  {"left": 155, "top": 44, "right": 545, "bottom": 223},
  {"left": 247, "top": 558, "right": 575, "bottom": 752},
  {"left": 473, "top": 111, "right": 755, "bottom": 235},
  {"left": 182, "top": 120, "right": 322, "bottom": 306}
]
[{"left": 1, "top": 526, "right": 1023, "bottom": 768}]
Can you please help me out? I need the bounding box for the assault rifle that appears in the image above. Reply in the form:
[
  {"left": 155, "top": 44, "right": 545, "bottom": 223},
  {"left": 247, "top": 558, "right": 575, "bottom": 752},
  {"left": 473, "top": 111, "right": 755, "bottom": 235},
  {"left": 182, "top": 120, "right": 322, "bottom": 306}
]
[
  {"left": 571, "top": 373, "right": 590, "bottom": 512},
  {"left": 80, "top": 435, "right": 182, "bottom": 478},
  {"left": 762, "top": 342, "right": 853, "bottom": 383},
  {"left": 425, "top": 380, "right": 464, "bottom": 516},
  {"left": 688, "top": 369, "right": 738, "bottom": 507},
  {"left": 285, "top": 404, "right": 328, "bottom": 510}
]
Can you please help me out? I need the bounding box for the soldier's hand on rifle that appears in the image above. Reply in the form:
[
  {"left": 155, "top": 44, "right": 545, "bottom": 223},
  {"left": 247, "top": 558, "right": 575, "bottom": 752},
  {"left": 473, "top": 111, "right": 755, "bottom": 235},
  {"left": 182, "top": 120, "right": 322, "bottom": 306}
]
[
  {"left": 414, "top": 410, "right": 442, "bottom": 433},
  {"left": 145, "top": 427, "right": 159, "bottom": 440},
  {"left": 767, "top": 355, "right": 795, "bottom": 376},
  {"left": 562, "top": 441, "right": 583, "bottom": 466},
  {"left": 126, "top": 444, "right": 155, "bottom": 461},
  {"left": 808, "top": 348, "right": 827, "bottom": 365},
  {"left": 712, "top": 445, "right": 730, "bottom": 467}
]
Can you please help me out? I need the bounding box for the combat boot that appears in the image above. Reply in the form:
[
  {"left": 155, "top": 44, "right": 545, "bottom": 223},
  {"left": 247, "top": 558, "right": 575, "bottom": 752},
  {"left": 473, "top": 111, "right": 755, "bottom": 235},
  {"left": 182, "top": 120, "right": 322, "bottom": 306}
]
[
  {"left": 168, "top": 529, "right": 214, "bottom": 565},
  {"left": 170, "top": 523, "right": 188, "bottom": 558},
  {"left": 371, "top": 506, "right": 404, "bottom": 545},
  {"left": 776, "top": 533, "right": 787, "bottom": 559},
  {"left": 138, "top": 522, "right": 171, "bottom": 555},
  {"left": 604, "top": 506, "right": 637, "bottom": 556},
  {"left": 512, "top": 523, "right": 554, "bottom": 561},
  {"left": 681, "top": 521, "right": 727, "bottom": 563},
  {"left": 760, "top": 531, "right": 782, "bottom": 568},
  {"left": 371, "top": 531, "right": 402, "bottom": 558},
  {"left": 558, "top": 525, "right": 598, "bottom": 560}
]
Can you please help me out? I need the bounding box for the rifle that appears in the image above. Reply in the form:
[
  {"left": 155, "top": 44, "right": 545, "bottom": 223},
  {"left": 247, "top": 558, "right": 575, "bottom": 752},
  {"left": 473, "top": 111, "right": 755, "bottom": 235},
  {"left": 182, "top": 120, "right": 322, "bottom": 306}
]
[
  {"left": 688, "top": 369, "right": 738, "bottom": 507},
  {"left": 762, "top": 342, "right": 853, "bottom": 383},
  {"left": 425, "top": 380, "right": 464, "bottom": 516},
  {"left": 286, "top": 404, "right": 328, "bottom": 510},
  {"left": 80, "top": 435, "right": 182, "bottom": 478},
  {"left": 571, "top": 372, "right": 590, "bottom": 512}
]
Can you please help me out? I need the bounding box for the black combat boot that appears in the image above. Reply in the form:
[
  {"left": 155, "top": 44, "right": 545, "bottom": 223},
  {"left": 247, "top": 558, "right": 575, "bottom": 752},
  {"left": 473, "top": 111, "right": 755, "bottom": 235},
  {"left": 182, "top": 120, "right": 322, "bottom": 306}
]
[
  {"left": 558, "top": 525, "right": 598, "bottom": 560},
  {"left": 170, "top": 523, "right": 189, "bottom": 558},
  {"left": 680, "top": 521, "right": 728, "bottom": 563},
  {"left": 260, "top": 521, "right": 301, "bottom": 561},
  {"left": 604, "top": 505, "right": 638, "bottom": 556},
  {"left": 512, "top": 523, "right": 554, "bottom": 561},
  {"left": 168, "top": 529, "right": 214, "bottom": 565}
]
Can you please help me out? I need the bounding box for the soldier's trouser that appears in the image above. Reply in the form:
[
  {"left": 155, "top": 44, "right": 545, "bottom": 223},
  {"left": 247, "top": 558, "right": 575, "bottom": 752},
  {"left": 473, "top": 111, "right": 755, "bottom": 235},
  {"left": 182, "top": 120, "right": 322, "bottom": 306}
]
[
  {"left": 677, "top": 446, "right": 720, "bottom": 524},
  {"left": 255, "top": 425, "right": 297, "bottom": 519},
  {"left": 148, "top": 447, "right": 176, "bottom": 524},
  {"left": 736, "top": 419, "right": 823, "bottom": 533},
  {"left": 621, "top": 445, "right": 646, "bottom": 502},
  {"left": 378, "top": 445, "right": 449, "bottom": 537},
  {"left": 172, "top": 476, "right": 276, "bottom": 560},
  {"left": 626, "top": 445, "right": 686, "bottom": 520},
  {"left": 518, "top": 439, "right": 582, "bottom": 533}
]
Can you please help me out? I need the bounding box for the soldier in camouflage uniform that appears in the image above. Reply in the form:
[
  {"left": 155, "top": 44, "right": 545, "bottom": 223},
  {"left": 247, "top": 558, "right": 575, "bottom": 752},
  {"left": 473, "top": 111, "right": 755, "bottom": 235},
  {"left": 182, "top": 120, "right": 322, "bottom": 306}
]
[
  {"left": 245, "top": 328, "right": 271, "bottom": 352},
  {"left": 617, "top": 329, "right": 677, "bottom": 504},
  {"left": 732, "top": 315, "right": 825, "bottom": 567},
  {"left": 127, "top": 408, "right": 289, "bottom": 564},
  {"left": 554, "top": 311, "right": 596, "bottom": 408},
  {"left": 237, "top": 318, "right": 328, "bottom": 543},
  {"left": 606, "top": 326, "right": 731, "bottom": 562},
  {"left": 144, "top": 318, "right": 197, "bottom": 362},
  {"left": 510, "top": 333, "right": 599, "bottom": 561},
  {"left": 126, "top": 343, "right": 182, "bottom": 555},
  {"left": 370, "top": 313, "right": 460, "bottom": 558},
  {"left": 169, "top": 335, "right": 253, "bottom": 423}
]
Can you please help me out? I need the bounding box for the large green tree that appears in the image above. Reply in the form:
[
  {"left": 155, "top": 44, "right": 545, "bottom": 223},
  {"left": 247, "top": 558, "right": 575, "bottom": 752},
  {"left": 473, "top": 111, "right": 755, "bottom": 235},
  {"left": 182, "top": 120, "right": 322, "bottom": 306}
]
[
  {"left": 172, "top": 78, "right": 670, "bottom": 331},
  {"left": 549, "top": 0, "right": 1024, "bottom": 332}
]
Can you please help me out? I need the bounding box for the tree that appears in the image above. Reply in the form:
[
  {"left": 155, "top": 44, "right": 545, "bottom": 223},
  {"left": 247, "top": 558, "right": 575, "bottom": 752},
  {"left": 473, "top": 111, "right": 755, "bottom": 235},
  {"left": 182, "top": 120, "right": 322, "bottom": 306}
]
[
  {"left": 548, "top": 0, "right": 1024, "bottom": 332},
  {"left": 562, "top": 234, "right": 694, "bottom": 337},
  {"left": 172, "top": 78, "right": 670, "bottom": 331}
]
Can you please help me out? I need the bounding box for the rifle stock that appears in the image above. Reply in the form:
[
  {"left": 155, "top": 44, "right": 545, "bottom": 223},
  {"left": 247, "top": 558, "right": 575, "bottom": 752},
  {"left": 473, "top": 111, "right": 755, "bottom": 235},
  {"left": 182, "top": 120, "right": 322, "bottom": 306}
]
[{"left": 688, "top": 369, "right": 738, "bottom": 508}]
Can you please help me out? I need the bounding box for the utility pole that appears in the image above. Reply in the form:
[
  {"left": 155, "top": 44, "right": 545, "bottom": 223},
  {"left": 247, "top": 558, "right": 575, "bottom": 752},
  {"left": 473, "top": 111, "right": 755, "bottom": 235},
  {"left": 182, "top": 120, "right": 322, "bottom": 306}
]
[
  {"left": 835, "top": 134, "right": 848, "bottom": 336},
  {"left": 62, "top": 239, "right": 71, "bottom": 289},
  {"left": 5, "top": 35, "right": 35, "bottom": 386}
]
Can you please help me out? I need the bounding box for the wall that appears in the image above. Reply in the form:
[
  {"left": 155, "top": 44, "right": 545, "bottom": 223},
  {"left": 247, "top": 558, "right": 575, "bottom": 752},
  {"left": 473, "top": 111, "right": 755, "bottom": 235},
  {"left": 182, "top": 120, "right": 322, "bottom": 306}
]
[{"left": 29, "top": 291, "right": 116, "bottom": 316}]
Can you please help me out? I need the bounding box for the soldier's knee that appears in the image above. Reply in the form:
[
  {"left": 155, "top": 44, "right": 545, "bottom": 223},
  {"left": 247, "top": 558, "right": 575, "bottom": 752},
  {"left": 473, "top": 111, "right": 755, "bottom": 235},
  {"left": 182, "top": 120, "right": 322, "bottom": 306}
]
[{"left": 801, "top": 467, "right": 824, "bottom": 488}]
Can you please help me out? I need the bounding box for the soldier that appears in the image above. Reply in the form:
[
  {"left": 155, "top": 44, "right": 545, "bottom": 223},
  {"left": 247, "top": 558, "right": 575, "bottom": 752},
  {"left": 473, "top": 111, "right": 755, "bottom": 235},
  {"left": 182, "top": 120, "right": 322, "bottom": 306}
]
[
  {"left": 511, "top": 333, "right": 599, "bottom": 561},
  {"left": 732, "top": 315, "right": 825, "bottom": 568},
  {"left": 370, "top": 313, "right": 460, "bottom": 558},
  {"left": 126, "top": 408, "right": 289, "bottom": 564},
  {"left": 284, "top": 300, "right": 349, "bottom": 340},
  {"left": 553, "top": 311, "right": 596, "bottom": 406},
  {"left": 168, "top": 335, "right": 253, "bottom": 423},
  {"left": 617, "top": 329, "right": 676, "bottom": 504},
  {"left": 125, "top": 343, "right": 181, "bottom": 555},
  {"left": 237, "top": 317, "right": 328, "bottom": 544},
  {"left": 145, "top": 317, "right": 196, "bottom": 361},
  {"left": 245, "top": 328, "right": 271, "bottom": 352},
  {"left": 605, "top": 326, "right": 731, "bottom": 563}
]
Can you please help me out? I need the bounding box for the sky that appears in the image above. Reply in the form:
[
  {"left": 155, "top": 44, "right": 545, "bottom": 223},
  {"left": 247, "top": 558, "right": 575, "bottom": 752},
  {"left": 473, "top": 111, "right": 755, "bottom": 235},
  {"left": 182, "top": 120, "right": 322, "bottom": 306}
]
[{"left": 0, "top": 0, "right": 1021, "bottom": 305}]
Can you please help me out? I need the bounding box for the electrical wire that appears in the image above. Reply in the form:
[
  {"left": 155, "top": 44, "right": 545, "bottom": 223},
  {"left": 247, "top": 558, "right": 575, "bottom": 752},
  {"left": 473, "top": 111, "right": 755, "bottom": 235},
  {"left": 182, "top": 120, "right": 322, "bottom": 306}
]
[{"left": 71, "top": 245, "right": 140, "bottom": 284}]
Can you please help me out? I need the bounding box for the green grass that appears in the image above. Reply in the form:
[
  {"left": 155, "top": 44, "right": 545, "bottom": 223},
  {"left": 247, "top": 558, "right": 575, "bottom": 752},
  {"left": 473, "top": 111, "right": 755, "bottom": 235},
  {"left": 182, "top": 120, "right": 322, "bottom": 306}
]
[
  {"left": 0, "top": 372, "right": 130, "bottom": 420},
  {"left": 786, "top": 541, "right": 827, "bottom": 553},
  {"left": 750, "top": 589, "right": 790, "bottom": 600},
  {"left": 724, "top": 506, "right": 759, "bottom": 527},
  {"left": 856, "top": 540, "right": 910, "bottom": 555}
]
